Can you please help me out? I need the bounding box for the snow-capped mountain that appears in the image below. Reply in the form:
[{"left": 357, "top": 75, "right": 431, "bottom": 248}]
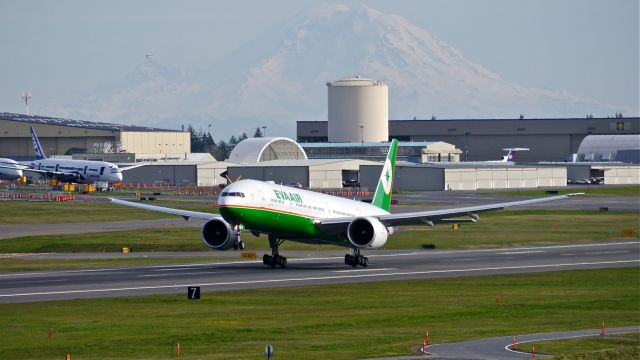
[{"left": 42, "top": 3, "right": 624, "bottom": 138}]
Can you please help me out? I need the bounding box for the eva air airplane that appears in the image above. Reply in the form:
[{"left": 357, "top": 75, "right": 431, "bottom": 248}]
[{"left": 111, "top": 139, "right": 579, "bottom": 268}]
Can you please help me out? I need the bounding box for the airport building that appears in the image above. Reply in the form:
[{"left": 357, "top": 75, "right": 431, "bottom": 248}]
[
  {"left": 0, "top": 112, "right": 190, "bottom": 161},
  {"left": 301, "top": 141, "right": 461, "bottom": 163},
  {"left": 297, "top": 117, "right": 640, "bottom": 162}
]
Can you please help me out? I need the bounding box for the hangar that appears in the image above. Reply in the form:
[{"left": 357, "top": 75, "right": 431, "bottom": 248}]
[
  {"left": 297, "top": 117, "right": 640, "bottom": 162},
  {"left": 228, "top": 137, "right": 307, "bottom": 163},
  {"left": 301, "top": 141, "right": 461, "bottom": 163},
  {"left": 0, "top": 112, "right": 190, "bottom": 160},
  {"left": 227, "top": 159, "right": 378, "bottom": 189},
  {"left": 359, "top": 163, "right": 567, "bottom": 191}
]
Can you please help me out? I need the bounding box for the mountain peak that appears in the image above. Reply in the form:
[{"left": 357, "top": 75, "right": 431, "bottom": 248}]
[{"left": 43, "top": 3, "right": 624, "bottom": 138}]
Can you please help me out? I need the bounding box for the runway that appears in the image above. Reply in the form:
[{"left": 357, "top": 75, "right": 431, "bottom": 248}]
[
  {"left": 0, "top": 241, "right": 637, "bottom": 303},
  {"left": 425, "top": 326, "right": 640, "bottom": 360}
]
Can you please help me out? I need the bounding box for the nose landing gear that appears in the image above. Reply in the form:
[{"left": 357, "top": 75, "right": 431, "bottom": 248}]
[{"left": 232, "top": 225, "right": 245, "bottom": 250}]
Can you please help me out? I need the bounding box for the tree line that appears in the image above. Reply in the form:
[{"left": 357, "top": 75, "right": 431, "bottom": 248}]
[{"left": 188, "top": 125, "right": 264, "bottom": 160}]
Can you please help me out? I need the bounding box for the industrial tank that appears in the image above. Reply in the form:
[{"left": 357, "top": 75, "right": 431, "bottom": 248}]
[{"left": 327, "top": 76, "right": 388, "bottom": 142}]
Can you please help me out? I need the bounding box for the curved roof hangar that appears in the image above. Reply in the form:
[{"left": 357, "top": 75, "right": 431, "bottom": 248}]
[{"left": 228, "top": 137, "right": 308, "bottom": 163}]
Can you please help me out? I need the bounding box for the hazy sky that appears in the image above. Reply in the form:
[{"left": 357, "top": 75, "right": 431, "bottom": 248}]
[{"left": 1, "top": 0, "right": 638, "bottom": 117}]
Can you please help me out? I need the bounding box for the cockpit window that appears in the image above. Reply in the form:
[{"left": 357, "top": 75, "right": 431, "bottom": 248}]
[{"left": 220, "top": 192, "right": 244, "bottom": 198}]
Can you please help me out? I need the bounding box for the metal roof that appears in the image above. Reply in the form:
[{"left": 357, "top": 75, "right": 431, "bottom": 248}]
[
  {"left": 227, "top": 137, "right": 308, "bottom": 163},
  {"left": 0, "top": 112, "right": 181, "bottom": 132},
  {"left": 300, "top": 141, "right": 436, "bottom": 148},
  {"left": 326, "top": 76, "right": 386, "bottom": 87}
]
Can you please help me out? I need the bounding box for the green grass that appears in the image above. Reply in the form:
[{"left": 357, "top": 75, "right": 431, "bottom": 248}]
[
  {"left": 0, "top": 268, "right": 637, "bottom": 359},
  {"left": 517, "top": 333, "right": 640, "bottom": 359},
  {"left": 480, "top": 185, "right": 640, "bottom": 197},
  {"left": 383, "top": 209, "right": 639, "bottom": 249},
  {"left": 0, "top": 210, "right": 636, "bottom": 255},
  {"left": 0, "top": 198, "right": 219, "bottom": 224}
]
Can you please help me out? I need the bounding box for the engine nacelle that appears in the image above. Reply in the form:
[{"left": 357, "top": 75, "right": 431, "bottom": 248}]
[
  {"left": 201, "top": 219, "right": 238, "bottom": 250},
  {"left": 346, "top": 217, "right": 389, "bottom": 249}
]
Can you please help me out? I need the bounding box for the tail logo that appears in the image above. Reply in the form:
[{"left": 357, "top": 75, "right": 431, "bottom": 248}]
[
  {"left": 381, "top": 158, "right": 393, "bottom": 195},
  {"left": 30, "top": 126, "right": 46, "bottom": 160}
]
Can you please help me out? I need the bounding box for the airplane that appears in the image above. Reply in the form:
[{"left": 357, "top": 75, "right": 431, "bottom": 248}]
[
  {"left": 110, "top": 139, "right": 580, "bottom": 268},
  {"left": 0, "top": 158, "right": 23, "bottom": 180},
  {"left": 499, "top": 147, "right": 530, "bottom": 162},
  {"left": 0, "top": 126, "right": 143, "bottom": 184}
]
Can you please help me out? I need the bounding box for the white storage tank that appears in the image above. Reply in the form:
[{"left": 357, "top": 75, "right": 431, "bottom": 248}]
[{"left": 327, "top": 76, "right": 388, "bottom": 142}]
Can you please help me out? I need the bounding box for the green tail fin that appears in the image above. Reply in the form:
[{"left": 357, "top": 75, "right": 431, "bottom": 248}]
[{"left": 372, "top": 139, "right": 398, "bottom": 211}]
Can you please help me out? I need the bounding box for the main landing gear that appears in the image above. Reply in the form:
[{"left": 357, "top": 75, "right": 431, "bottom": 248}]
[
  {"left": 345, "top": 248, "right": 368, "bottom": 267},
  {"left": 263, "top": 234, "right": 287, "bottom": 268}
]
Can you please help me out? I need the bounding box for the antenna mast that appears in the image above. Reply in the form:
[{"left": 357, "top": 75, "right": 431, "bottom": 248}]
[{"left": 21, "top": 92, "right": 32, "bottom": 115}]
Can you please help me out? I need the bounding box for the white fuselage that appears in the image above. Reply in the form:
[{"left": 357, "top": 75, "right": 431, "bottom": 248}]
[
  {"left": 0, "top": 158, "right": 23, "bottom": 180},
  {"left": 218, "top": 179, "right": 389, "bottom": 220},
  {"left": 30, "top": 158, "right": 123, "bottom": 183}
]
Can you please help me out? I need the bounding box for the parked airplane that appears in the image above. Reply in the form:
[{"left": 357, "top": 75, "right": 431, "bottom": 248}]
[
  {"left": 110, "top": 139, "right": 579, "bottom": 268},
  {"left": 0, "top": 127, "right": 142, "bottom": 184},
  {"left": 499, "top": 147, "right": 530, "bottom": 162},
  {"left": 0, "top": 158, "right": 23, "bottom": 180}
]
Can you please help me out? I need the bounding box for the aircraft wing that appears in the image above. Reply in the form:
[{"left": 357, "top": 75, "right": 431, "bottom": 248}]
[
  {"left": 119, "top": 163, "right": 147, "bottom": 171},
  {"left": 315, "top": 193, "right": 583, "bottom": 234},
  {"left": 109, "top": 198, "right": 220, "bottom": 221},
  {"left": 0, "top": 163, "right": 29, "bottom": 170}
]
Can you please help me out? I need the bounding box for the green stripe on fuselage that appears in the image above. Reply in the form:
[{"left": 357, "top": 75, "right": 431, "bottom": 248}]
[{"left": 219, "top": 206, "right": 339, "bottom": 242}]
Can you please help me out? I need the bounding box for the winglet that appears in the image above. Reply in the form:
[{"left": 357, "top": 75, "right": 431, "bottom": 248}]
[
  {"left": 30, "top": 126, "right": 47, "bottom": 160},
  {"left": 371, "top": 139, "right": 398, "bottom": 211}
]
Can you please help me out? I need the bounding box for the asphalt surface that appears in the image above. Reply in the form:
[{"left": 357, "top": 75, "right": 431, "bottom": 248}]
[
  {"left": 424, "top": 326, "right": 640, "bottom": 359},
  {"left": 1, "top": 241, "right": 637, "bottom": 303}
]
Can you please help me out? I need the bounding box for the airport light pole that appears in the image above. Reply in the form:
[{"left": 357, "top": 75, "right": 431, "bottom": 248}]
[{"left": 262, "top": 126, "right": 267, "bottom": 138}]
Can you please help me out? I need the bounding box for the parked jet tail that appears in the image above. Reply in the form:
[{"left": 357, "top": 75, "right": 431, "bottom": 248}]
[
  {"left": 501, "top": 147, "right": 530, "bottom": 162},
  {"left": 371, "top": 139, "right": 398, "bottom": 211},
  {"left": 30, "top": 126, "right": 47, "bottom": 160}
]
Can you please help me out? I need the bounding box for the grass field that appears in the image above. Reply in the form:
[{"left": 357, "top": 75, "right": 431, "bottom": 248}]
[
  {"left": 480, "top": 185, "right": 640, "bottom": 197},
  {"left": 0, "top": 199, "right": 220, "bottom": 224},
  {"left": 0, "top": 267, "right": 637, "bottom": 359},
  {"left": 517, "top": 333, "right": 640, "bottom": 359}
]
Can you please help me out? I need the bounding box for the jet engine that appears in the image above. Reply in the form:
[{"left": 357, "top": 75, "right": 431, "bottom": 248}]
[
  {"left": 346, "top": 217, "right": 389, "bottom": 249},
  {"left": 201, "top": 219, "right": 239, "bottom": 250}
]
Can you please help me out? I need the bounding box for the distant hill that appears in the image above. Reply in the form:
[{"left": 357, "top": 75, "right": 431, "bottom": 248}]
[{"left": 43, "top": 3, "right": 625, "bottom": 138}]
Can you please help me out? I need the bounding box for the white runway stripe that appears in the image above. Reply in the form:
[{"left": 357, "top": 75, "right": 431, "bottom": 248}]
[{"left": 1, "top": 259, "right": 637, "bottom": 299}]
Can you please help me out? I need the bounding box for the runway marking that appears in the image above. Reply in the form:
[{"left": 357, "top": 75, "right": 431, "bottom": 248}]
[
  {"left": 561, "top": 251, "right": 630, "bottom": 256},
  {"left": 139, "top": 271, "right": 217, "bottom": 278},
  {"left": 333, "top": 268, "right": 395, "bottom": 273},
  {"left": 0, "top": 259, "right": 637, "bottom": 299},
  {"left": 504, "top": 327, "right": 640, "bottom": 355},
  {"left": 446, "top": 257, "right": 495, "bottom": 262},
  {"left": 0, "top": 241, "right": 636, "bottom": 279},
  {"left": 498, "top": 250, "right": 545, "bottom": 255},
  {"left": 5, "top": 279, "right": 68, "bottom": 285}
]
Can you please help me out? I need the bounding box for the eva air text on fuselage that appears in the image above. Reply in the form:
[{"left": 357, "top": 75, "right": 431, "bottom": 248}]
[{"left": 273, "top": 189, "right": 303, "bottom": 203}]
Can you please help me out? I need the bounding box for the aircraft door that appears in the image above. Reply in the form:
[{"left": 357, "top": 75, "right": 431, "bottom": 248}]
[
  {"left": 55, "top": 164, "right": 59, "bottom": 172},
  {"left": 99, "top": 167, "right": 105, "bottom": 175},
  {"left": 83, "top": 166, "right": 88, "bottom": 174}
]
